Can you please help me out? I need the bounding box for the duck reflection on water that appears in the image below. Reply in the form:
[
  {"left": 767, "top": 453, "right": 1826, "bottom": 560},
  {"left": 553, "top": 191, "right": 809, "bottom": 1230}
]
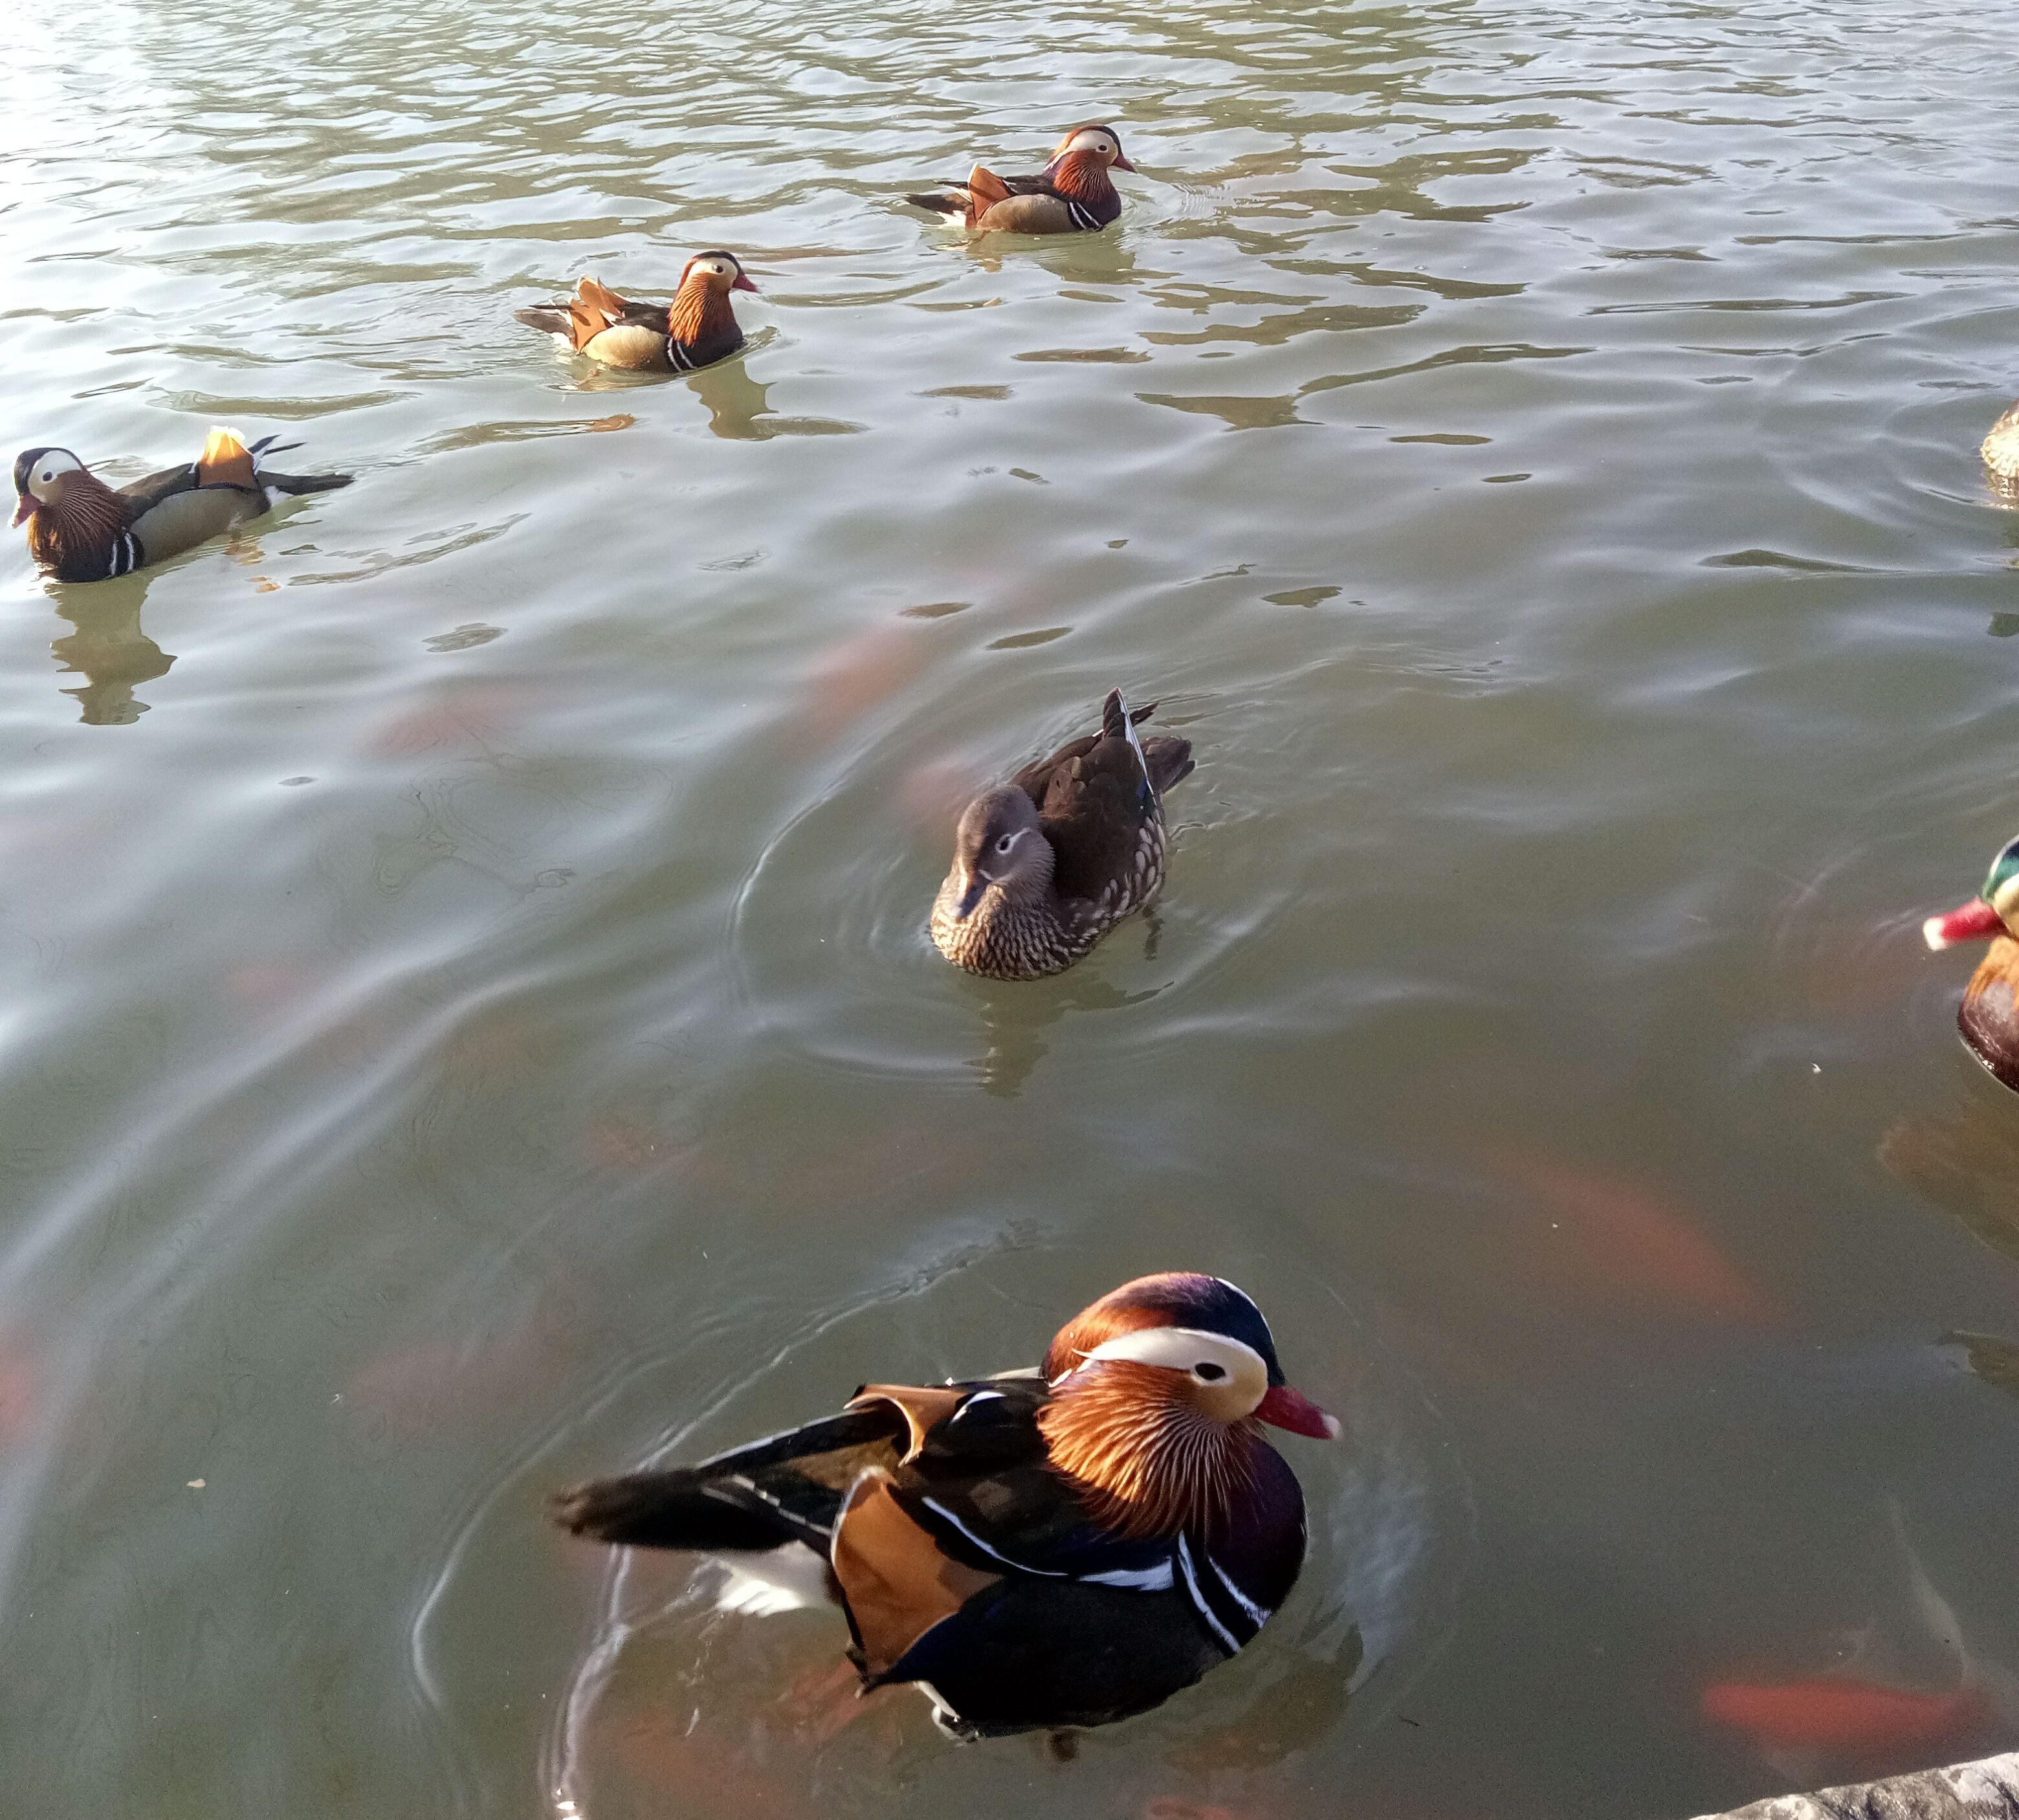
[{"left": 49, "top": 575, "right": 175, "bottom": 726}]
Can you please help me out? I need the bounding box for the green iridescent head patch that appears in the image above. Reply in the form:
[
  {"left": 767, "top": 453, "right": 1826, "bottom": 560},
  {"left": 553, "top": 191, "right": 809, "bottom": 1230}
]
[{"left": 1982, "top": 836, "right": 2019, "bottom": 909}]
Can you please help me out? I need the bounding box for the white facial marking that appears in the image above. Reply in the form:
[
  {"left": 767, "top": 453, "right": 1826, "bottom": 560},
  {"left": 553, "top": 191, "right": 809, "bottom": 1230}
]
[
  {"left": 994, "top": 828, "right": 1024, "bottom": 857},
  {"left": 1081, "top": 1325, "right": 1269, "bottom": 1392},
  {"left": 1067, "top": 129, "right": 1115, "bottom": 158},
  {"left": 30, "top": 450, "right": 82, "bottom": 500},
  {"left": 1081, "top": 1306, "right": 1286, "bottom": 1426}
]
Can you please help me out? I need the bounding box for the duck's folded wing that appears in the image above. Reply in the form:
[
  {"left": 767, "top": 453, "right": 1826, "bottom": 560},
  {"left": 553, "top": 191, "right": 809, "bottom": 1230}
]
[
  {"left": 832, "top": 1382, "right": 1180, "bottom": 1683},
  {"left": 855, "top": 1377, "right": 1176, "bottom": 1584},
  {"left": 997, "top": 172, "right": 1066, "bottom": 197},
  {"left": 1023, "top": 702, "right": 1161, "bottom": 905},
  {"left": 1010, "top": 694, "right": 1160, "bottom": 806},
  {"left": 115, "top": 463, "right": 204, "bottom": 513},
  {"left": 553, "top": 1404, "right": 907, "bottom": 1551}
]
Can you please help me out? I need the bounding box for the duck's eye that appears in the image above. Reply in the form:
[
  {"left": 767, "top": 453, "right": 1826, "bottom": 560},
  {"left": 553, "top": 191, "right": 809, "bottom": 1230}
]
[
  {"left": 39, "top": 469, "right": 54, "bottom": 484},
  {"left": 995, "top": 834, "right": 1014, "bottom": 853},
  {"left": 1195, "top": 1362, "right": 1226, "bottom": 1382}
]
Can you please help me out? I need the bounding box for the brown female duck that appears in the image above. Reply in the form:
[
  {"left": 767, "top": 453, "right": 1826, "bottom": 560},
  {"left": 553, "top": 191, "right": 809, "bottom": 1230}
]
[
  {"left": 907, "top": 124, "right": 1135, "bottom": 234},
  {"left": 1923, "top": 833, "right": 2019, "bottom": 1088},
  {"left": 12, "top": 428, "right": 350, "bottom": 583},
  {"left": 515, "top": 251, "right": 756, "bottom": 373},
  {"left": 554, "top": 1272, "right": 1338, "bottom": 1738},
  {"left": 930, "top": 689, "right": 1195, "bottom": 981}
]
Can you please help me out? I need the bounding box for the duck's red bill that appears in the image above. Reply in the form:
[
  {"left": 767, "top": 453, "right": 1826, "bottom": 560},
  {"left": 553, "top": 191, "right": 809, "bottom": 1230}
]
[
  {"left": 731, "top": 273, "right": 758, "bottom": 293},
  {"left": 10, "top": 496, "right": 31, "bottom": 529},
  {"left": 1256, "top": 1384, "right": 1341, "bottom": 1439},
  {"left": 1924, "top": 899, "right": 2003, "bottom": 950},
  {"left": 1111, "top": 151, "right": 1138, "bottom": 172}
]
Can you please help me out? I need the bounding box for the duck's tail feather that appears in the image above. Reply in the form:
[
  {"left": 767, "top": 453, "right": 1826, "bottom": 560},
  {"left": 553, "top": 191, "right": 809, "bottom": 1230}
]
[
  {"left": 1099, "top": 691, "right": 1191, "bottom": 795},
  {"left": 553, "top": 1469, "right": 815, "bottom": 1553},
  {"left": 1143, "top": 737, "right": 1194, "bottom": 793},
  {"left": 515, "top": 304, "right": 571, "bottom": 335},
  {"left": 261, "top": 469, "right": 352, "bottom": 496},
  {"left": 553, "top": 1405, "right": 904, "bottom": 1554},
  {"left": 905, "top": 186, "right": 971, "bottom": 216}
]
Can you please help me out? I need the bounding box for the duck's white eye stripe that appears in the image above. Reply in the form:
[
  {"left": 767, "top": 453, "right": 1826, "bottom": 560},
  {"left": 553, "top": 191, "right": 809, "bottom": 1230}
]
[{"left": 1083, "top": 1326, "right": 1266, "bottom": 1376}]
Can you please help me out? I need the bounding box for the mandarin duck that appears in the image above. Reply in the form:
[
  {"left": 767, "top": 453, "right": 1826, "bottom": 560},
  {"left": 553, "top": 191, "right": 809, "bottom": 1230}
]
[
  {"left": 554, "top": 1272, "right": 1338, "bottom": 1739},
  {"left": 12, "top": 429, "right": 351, "bottom": 584},
  {"left": 1985, "top": 402, "right": 2019, "bottom": 486},
  {"left": 907, "top": 124, "right": 1135, "bottom": 235},
  {"left": 930, "top": 689, "right": 1194, "bottom": 981},
  {"left": 1924, "top": 833, "right": 2019, "bottom": 1089},
  {"left": 515, "top": 252, "right": 757, "bottom": 373}
]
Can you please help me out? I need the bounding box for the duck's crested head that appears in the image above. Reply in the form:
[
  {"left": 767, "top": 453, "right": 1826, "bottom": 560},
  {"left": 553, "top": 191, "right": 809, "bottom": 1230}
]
[
  {"left": 1925, "top": 834, "right": 2019, "bottom": 951},
  {"left": 12, "top": 447, "right": 84, "bottom": 527},
  {"left": 1050, "top": 122, "right": 1131, "bottom": 174},
  {"left": 1038, "top": 1274, "right": 1337, "bottom": 1539},
  {"left": 947, "top": 783, "right": 1050, "bottom": 920},
  {"left": 1044, "top": 1272, "right": 1340, "bottom": 1440},
  {"left": 678, "top": 249, "right": 758, "bottom": 294},
  {"left": 1044, "top": 122, "right": 1134, "bottom": 175}
]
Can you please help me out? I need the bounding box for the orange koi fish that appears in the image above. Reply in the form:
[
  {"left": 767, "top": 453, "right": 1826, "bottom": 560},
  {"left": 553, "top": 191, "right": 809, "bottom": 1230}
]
[
  {"left": 1492, "top": 1148, "right": 1785, "bottom": 1329},
  {"left": 1701, "top": 1678, "right": 1984, "bottom": 1755}
]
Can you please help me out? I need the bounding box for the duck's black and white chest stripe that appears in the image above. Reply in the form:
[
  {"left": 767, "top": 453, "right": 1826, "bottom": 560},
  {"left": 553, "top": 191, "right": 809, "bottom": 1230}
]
[
  {"left": 102, "top": 528, "right": 142, "bottom": 579},
  {"left": 909, "top": 1493, "right": 1281, "bottom": 1654}
]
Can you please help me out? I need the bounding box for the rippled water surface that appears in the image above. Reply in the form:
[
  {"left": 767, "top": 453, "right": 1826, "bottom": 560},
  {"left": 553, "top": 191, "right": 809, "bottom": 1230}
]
[{"left": 6, "top": 0, "right": 2019, "bottom": 1814}]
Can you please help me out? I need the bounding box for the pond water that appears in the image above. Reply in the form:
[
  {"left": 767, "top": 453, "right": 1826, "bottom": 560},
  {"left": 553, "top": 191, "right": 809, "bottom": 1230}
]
[{"left": 5, "top": 0, "right": 2019, "bottom": 1815}]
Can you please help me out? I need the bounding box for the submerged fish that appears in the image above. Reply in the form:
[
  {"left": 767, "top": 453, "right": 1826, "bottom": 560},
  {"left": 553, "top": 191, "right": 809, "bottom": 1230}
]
[
  {"left": 1701, "top": 1678, "right": 1984, "bottom": 1755},
  {"left": 1701, "top": 1502, "right": 2018, "bottom": 1783},
  {"left": 1490, "top": 1147, "right": 1785, "bottom": 1328}
]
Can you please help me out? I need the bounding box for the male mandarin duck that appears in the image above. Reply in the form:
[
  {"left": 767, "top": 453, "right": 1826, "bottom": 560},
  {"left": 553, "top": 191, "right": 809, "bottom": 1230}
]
[
  {"left": 12, "top": 429, "right": 351, "bottom": 583},
  {"left": 931, "top": 689, "right": 1194, "bottom": 981},
  {"left": 907, "top": 124, "right": 1136, "bottom": 234},
  {"left": 554, "top": 1273, "right": 1338, "bottom": 1738},
  {"left": 1925, "top": 833, "right": 2019, "bottom": 1089},
  {"left": 515, "top": 252, "right": 757, "bottom": 373},
  {"left": 1984, "top": 401, "right": 2019, "bottom": 485}
]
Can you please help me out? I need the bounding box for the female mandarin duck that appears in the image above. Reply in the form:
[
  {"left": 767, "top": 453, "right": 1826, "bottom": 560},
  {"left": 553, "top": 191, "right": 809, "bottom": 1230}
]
[
  {"left": 907, "top": 124, "right": 1135, "bottom": 234},
  {"left": 12, "top": 428, "right": 350, "bottom": 583},
  {"left": 1925, "top": 832, "right": 2019, "bottom": 1089},
  {"left": 554, "top": 1272, "right": 1338, "bottom": 1738},
  {"left": 1985, "top": 401, "right": 2019, "bottom": 486},
  {"left": 931, "top": 689, "right": 1194, "bottom": 981},
  {"left": 515, "top": 252, "right": 757, "bottom": 373}
]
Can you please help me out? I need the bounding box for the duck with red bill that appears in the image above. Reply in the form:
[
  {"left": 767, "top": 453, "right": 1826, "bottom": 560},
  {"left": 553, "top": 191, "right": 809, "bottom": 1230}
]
[
  {"left": 1255, "top": 1382, "right": 1343, "bottom": 1438},
  {"left": 1922, "top": 832, "right": 2019, "bottom": 1089},
  {"left": 554, "top": 1272, "right": 1339, "bottom": 1738},
  {"left": 905, "top": 124, "right": 1136, "bottom": 234}
]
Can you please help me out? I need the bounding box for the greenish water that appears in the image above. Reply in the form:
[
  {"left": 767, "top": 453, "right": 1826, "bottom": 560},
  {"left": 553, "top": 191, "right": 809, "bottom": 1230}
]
[{"left": 5, "top": 1, "right": 2019, "bottom": 1815}]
